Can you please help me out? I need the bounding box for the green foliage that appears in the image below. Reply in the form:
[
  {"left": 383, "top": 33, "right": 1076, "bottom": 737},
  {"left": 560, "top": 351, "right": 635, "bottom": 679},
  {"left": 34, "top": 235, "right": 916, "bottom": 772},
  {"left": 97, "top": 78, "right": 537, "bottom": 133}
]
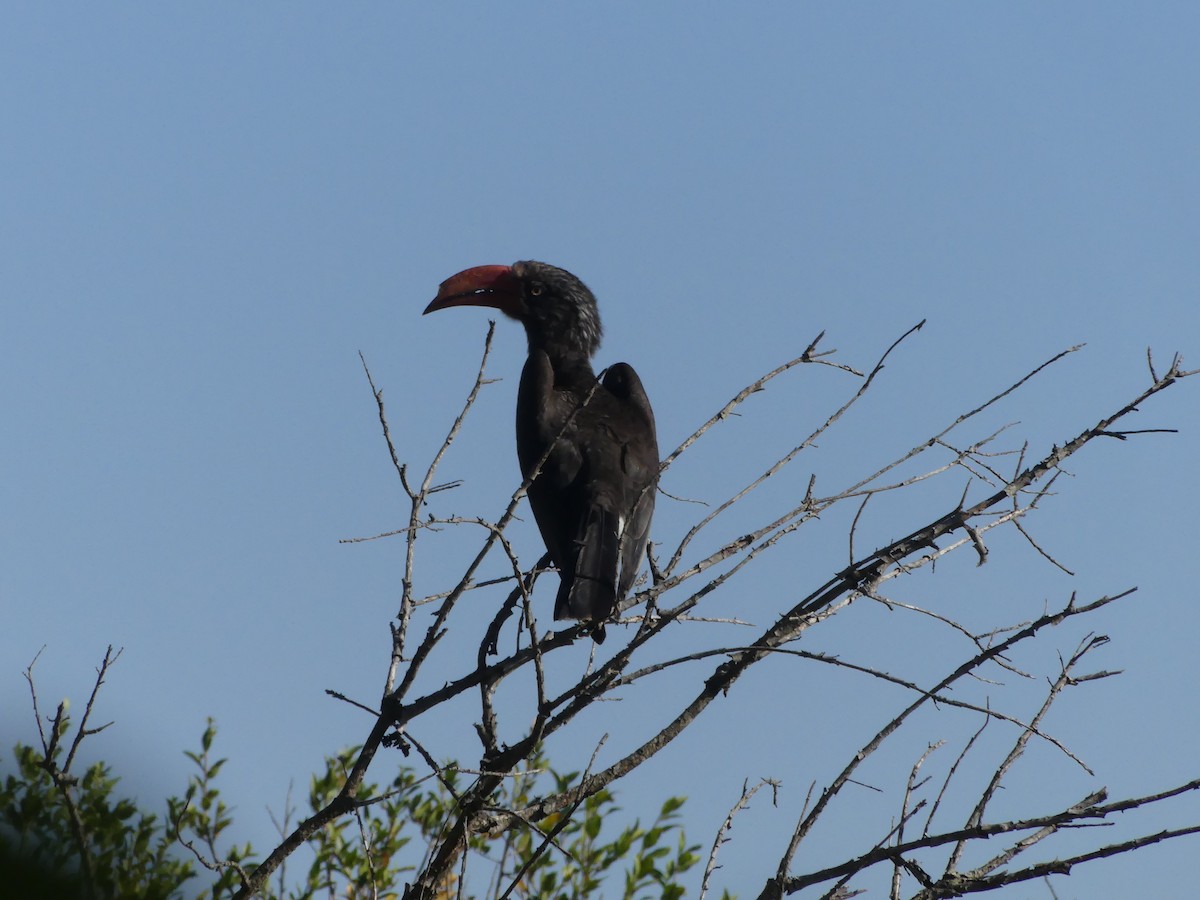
[
  {"left": 170, "top": 718, "right": 255, "bottom": 899},
  {"left": 297, "top": 745, "right": 420, "bottom": 899},
  {"left": 490, "top": 758, "right": 701, "bottom": 899},
  {"left": 2, "top": 719, "right": 704, "bottom": 899},
  {"left": 1, "top": 720, "right": 194, "bottom": 899}
]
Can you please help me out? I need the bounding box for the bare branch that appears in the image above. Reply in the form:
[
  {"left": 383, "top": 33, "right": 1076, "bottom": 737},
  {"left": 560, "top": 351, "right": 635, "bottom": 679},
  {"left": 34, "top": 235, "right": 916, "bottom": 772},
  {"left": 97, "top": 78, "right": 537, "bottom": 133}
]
[
  {"left": 172, "top": 797, "right": 252, "bottom": 891},
  {"left": 23, "top": 646, "right": 124, "bottom": 900},
  {"left": 701, "top": 778, "right": 779, "bottom": 900},
  {"left": 766, "top": 779, "right": 1200, "bottom": 896},
  {"left": 389, "top": 322, "right": 497, "bottom": 691},
  {"left": 660, "top": 331, "right": 858, "bottom": 473},
  {"left": 665, "top": 321, "right": 926, "bottom": 577},
  {"left": 949, "top": 633, "right": 1109, "bottom": 874},
  {"left": 893, "top": 745, "right": 942, "bottom": 900}
]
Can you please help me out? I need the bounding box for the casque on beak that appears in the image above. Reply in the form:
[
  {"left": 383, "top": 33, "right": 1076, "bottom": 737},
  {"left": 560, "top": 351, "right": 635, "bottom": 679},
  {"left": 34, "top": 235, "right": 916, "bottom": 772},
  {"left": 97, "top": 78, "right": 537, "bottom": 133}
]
[{"left": 423, "top": 264, "right": 525, "bottom": 319}]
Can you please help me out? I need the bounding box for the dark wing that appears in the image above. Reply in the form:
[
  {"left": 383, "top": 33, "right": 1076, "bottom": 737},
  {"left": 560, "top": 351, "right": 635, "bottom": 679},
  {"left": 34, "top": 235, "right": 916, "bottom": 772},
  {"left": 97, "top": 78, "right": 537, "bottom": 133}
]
[
  {"left": 556, "top": 363, "right": 658, "bottom": 640},
  {"left": 516, "top": 354, "right": 658, "bottom": 643},
  {"left": 516, "top": 350, "right": 584, "bottom": 572},
  {"left": 599, "top": 363, "right": 658, "bottom": 600}
]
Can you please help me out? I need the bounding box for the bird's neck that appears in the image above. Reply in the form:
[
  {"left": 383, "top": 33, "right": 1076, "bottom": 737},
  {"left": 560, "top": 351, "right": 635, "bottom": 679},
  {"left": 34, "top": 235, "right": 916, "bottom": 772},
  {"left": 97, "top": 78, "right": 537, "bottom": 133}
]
[
  {"left": 537, "top": 345, "right": 597, "bottom": 390},
  {"left": 524, "top": 312, "right": 601, "bottom": 376}
]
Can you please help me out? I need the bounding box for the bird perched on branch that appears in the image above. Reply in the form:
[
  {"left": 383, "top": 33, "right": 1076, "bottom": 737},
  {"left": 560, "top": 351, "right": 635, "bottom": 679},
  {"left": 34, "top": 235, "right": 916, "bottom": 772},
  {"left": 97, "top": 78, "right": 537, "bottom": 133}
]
[{"left": 424, "top": 260, "right": 658, "bottom": 642}]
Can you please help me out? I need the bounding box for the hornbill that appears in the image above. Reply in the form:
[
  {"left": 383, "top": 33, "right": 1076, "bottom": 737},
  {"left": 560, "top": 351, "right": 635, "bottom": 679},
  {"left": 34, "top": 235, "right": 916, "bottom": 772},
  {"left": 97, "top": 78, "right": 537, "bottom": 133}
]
[{"left": 424, "top": 260, "right": 658, "bottom": 642}]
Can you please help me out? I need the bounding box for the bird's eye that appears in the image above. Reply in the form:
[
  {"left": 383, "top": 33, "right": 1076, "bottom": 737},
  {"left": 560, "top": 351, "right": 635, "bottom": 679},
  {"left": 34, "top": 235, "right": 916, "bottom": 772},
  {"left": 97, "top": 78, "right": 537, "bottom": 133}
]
[{"left": 528, "top": 282, "right": 544, "bottom": 297}]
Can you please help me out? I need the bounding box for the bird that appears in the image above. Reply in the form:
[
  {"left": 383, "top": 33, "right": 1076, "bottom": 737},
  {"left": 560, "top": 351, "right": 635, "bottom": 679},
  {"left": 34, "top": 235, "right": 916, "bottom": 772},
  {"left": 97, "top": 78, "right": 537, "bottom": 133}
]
[{"left": 424, "top": 260, "right": 658, "bottom": 643}]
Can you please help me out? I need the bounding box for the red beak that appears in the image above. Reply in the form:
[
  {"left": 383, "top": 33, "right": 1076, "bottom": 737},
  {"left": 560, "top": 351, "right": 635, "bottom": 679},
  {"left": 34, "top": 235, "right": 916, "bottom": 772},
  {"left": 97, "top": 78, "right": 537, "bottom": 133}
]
[{"left": 424, "top": 264, "right": 524, "bottom": 318}]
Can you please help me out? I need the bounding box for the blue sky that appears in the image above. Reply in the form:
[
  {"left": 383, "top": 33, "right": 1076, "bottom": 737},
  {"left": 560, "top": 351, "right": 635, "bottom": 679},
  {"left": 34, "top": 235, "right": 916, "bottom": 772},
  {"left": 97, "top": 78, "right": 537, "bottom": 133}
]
[{"left": 3, "top": 4, "right": 1198, "bottom": 896}]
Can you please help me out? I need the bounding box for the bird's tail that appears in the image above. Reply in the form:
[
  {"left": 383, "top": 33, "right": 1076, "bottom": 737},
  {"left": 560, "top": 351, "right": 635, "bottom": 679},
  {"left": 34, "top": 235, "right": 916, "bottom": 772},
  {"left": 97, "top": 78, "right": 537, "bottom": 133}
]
[{"left": 555, "top": 503, "right": 620, "bottom": 642}]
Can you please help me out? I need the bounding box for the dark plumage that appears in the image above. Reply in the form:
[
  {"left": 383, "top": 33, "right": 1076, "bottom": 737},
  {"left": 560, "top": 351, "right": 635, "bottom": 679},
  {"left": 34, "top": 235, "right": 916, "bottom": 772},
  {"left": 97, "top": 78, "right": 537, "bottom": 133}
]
[{"left": 424, "top": 260, "right": 658, "bottom": 642}]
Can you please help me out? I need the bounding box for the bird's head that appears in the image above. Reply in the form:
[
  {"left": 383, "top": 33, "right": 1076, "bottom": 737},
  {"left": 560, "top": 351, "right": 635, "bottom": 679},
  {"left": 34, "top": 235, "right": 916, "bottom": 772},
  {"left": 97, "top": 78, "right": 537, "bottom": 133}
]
[{"left": 424, "top": 260, "right": 603, "bottom": 362}]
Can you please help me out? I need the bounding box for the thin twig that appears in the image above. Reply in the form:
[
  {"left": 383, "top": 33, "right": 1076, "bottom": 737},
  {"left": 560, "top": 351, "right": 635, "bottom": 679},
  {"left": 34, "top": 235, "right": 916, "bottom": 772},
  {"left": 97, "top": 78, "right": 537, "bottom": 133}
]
[{"left": 701, "top": 778, "right": 779, "bottom": 899}]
